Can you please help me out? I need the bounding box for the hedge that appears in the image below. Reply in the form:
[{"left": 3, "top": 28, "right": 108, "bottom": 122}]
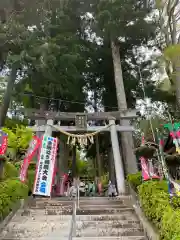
[
  {"left": 26, "top": 170, "right": 35, "bottom": 193},
  {"left": 0, "top": 161, "right": 35, "bottom": 220},
  {"left": 14, "top": 161, "right": 36, "bottom": 193},
  {"left": 127, "top": 171, "right": 142, "bottom": 191},
  {"left": 3, "top": 161, "right": 18, "bottom": 179},
  {"left": 14, "top": 161, "right": 36, "bottom": 171},
  {"left": 0, "top": 179, "right": 28, "bottom": 220},
  {"left": 128, "top": 173, "right": 180, "bottom": 240}
]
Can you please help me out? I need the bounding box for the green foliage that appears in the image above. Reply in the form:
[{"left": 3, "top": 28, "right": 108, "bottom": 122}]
[
  {"left": 138, "top": 180, "right": 180, "bottom": 239},
  {"left": 92, "top": 0, "right": 155, "bottom": 41},
  {"left": 135, "top": 145, "right": 156, "bottom": 158},
  {"left": 76, "top": 159, "right": 88, "bottom": 177},
  {"left": 28, "top": 162, "right": 36, "bottom": 171},
  {"left": 164, "top": 44, "right": 180, "bottom": 62},
  {"left": 101, "top": 173, "right": 109, "bottom": 187},
  {"left": 3, "top": 161, "right": 18, "bottom": 180},
  {"left": 127, "top": 173, "right": 180, "bottom": 239},
  {"left": 3, "top": 125, "right": 33, "bottom": 160},
  {"left": 14, "top": 161, "right": 36, "bottom": 193},
  {"left": 14, "top": 161, "right": 22, "bottom": 171},
  {"left": 161, "top": 208, "right": 180, "bottom": 240},
  {"left": 5, "top": 117, "right": 28, "bottom": 129},
  {"left": 127, "top": 172, "right": 142, "bottom": 191},
  {"left": 0, "top": 179, "right": 28, "bottom": 220},
  {"left": 138, "top": 180, "right": 169, "bottom": 227},
  {"left": 27, "top": 170, "right": 35, "bottom": 193}
]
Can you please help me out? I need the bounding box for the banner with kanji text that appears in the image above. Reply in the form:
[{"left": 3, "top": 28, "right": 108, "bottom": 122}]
[{"left": 33, "top": 135, "right": 58, "bottom": 196}]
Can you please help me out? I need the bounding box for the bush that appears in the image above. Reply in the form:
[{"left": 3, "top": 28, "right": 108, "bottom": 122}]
[
  {"left": 14, "top": 161, "right": 36, "bottom": 193},
  {"left": 28, "top": 162, "right": 36, "bottom": 171},
  {"left": 3, "top": 161, "right": 18, "bottom": 179},
  {"left": 138, "top": 180, "right": 169, "bottom": 228},
  {"left": 160, "top": 207, "right": 180, "bottom": 240},
  {"left": 14, "top": 161, "right": 22, "bottom": 170},
  {"left": 128, "top": 173, "right": 180, "bottom": 240},
  {"left": 27, "top": 170, "right": 35, "bottom": 194},
  {"left": 0, "top": 179, "right": 28, "bottom": 220},
  {"left": 127, "top": 171, "right": 142, "bottom": 190}
]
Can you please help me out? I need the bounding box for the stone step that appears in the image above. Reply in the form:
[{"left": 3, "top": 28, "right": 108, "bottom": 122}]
[
  {"left": 1, "top": 196, "right": 145, "bottom": 240},
  {"left": 18, "top": 208, "right": 72, "bottom": 216},
  {"left": 32, "top": 201, "right": 127, "bottom": 208},
  {"left": 31, "top": 204, "right": 130, "bottom": 209},
  {"left": 4, "top": 220, "right": 71, "bottom": 230},
  {"left": 75, "top": 214, "right": 138, "bottom": 221},
  {"left": 1, "top": 223, "right": 70, "bottom": 239},
  {"left": 28, "top": 207, "right": 134, "bottom": 216},
  {"left": 32, "top": 197, "right": 128, "bottom": 206},
  {"left": 76, "top": 205, "right": 129, "bottom": 209},
  {"left": 10, "top": 216, "right": 72, "bottom": 223},
  {"left": 73, "top": 237, "right": 146, "bottom": 240},
  {"left": 75, "top": 227, "right": 144, "bottom": 237},
  {"left": 76, "top": 208, "right": 134, "bottom": 215},
  {"left": 27, "top": 208, "right": 73, "bottom": 215},
  {"left": 76, "top": 220, "right": 141, "bottom": 229},
  {"left": 1, "top": 237, "right": 146, "bottom": 240},
  {"left": 33, "top": 196, "right": 130, "bottom": 200}
]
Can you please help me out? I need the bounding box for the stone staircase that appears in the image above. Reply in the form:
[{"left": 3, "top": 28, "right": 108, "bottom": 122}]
[
  {"left": 75, "top": 197, "right": 146, "bottom": 240},
  {"left": 0, "top": 196, "right": 147, "bottom": 240},
  {"left": 0, "top": 198, "right": 73, "bottom": 240}
]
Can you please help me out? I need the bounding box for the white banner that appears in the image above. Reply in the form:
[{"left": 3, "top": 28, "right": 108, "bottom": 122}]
[{"left": 33, "top": 135, "right": 58, "bottom": 196}]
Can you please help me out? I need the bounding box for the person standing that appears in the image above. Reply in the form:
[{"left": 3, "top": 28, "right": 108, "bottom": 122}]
[{"left": 108, "top": 180, "right": 117, "bottom": 198}]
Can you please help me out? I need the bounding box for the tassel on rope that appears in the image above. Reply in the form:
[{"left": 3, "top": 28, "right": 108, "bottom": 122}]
[
  {"left": 88, "top": 135, "right": 94, "bottom": 144},
  {"left": 67, "top": 136, "right": 71, "bottom": 145},
  {"left": 82, "top": 137, "right": 87, "bottom": 146},
  {"left": 72, "top": 137, "right": 76, "bottom": 145}
]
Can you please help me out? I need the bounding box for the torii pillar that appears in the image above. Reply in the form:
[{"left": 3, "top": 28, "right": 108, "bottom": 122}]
[
  {"left": 109, "top": 119, "right": 125, "bottom": 194},
  {"left": 45, "top": 120, "right": 53, "bottom": 136}
]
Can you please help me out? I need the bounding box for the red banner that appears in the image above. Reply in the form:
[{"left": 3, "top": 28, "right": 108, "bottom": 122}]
[
  {"left": 140, "top": 157, "right": 150, "bottom": 181},
  {"left": 20, "top": 136, "right": 41, "bottom": 182},
  {"left": 0, "top": 130, "right": 8, "bottom": 156},
  {"left": 59, "top": 173, "right": 68, "bottom": 196},
  {"left": 149, "top": 160, "right": 160, "bottom": 179}
]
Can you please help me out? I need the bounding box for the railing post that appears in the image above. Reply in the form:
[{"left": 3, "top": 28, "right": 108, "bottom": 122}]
[
  {"left": 73, "top": 201, "right": 76, "bottom": 237},
  {"left": 77, "top": 186, "right": 80, "bottom": 209},
  {"left": 68, "top": 200, "right": 76, "bottom": 240}
]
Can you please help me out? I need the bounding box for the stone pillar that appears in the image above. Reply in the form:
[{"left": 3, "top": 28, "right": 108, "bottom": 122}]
[
  {"left": 45, "top": 119, "right": 53, "bottom": 136},
  {"left": 109, "top": 119, "right": 125, "bottom": 194},
  {"left": 108, "top": 146, "right": 116, "bottom": 184}
]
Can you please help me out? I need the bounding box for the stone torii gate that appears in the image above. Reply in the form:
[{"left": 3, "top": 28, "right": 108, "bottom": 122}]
[{"left": 24, "top": 108, "right": 138, "bottom": 194}]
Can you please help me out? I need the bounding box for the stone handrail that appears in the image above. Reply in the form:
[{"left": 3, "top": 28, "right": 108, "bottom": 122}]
[{"left": 68, "top": 200, "right": 76, "bottom": 240}]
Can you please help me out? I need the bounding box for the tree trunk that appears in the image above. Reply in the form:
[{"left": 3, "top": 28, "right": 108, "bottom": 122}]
[
  {"left": 0, "top": 158, "right": 5, "bottom": 179},
  {"left": 111, "top": 40, "right": 138, "bottom": 174},
  {"left": 0, "top": 64, "right": 17, "bottom": 126},
  {"left": 0, "top": 64, "right": 17, "bottom": 178},
  {"left": 94, "top": 91, "right": 102, "bottom": 177},
  {"left": 175, "top": 64, "right": 180, "bottom": 110},
  {"left": 175, "top": 38, "right": 180, "bottom": 110}
]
